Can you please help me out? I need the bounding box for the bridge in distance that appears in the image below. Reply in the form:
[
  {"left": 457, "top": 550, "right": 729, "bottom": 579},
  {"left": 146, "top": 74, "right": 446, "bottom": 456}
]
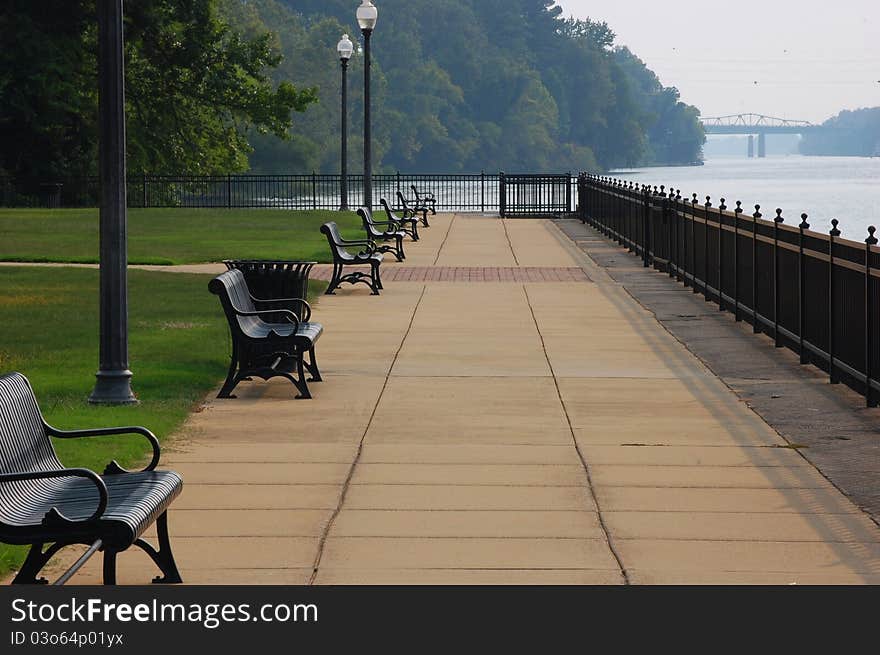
[{"left": 700, "top": 113, "right": 825, "bottom": 157}]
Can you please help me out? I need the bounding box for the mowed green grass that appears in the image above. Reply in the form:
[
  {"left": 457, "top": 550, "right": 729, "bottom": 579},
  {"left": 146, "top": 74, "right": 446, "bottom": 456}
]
[
  {"left": 0, "top": 265, "right": 326, "bottom": 577},
  {"left": 0, "top": 208, "right": 363, "bottom": 265}
]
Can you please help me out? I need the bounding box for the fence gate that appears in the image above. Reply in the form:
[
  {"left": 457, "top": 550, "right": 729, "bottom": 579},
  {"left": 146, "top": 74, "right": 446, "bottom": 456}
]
[{"left": 499, "top": 173, "right": 572, "bottom": 217}]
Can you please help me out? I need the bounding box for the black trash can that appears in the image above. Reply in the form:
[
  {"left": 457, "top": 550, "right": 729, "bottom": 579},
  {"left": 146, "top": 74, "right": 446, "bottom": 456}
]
[{"left": 223, "top": 260, "right": 317, "bottom": 302}]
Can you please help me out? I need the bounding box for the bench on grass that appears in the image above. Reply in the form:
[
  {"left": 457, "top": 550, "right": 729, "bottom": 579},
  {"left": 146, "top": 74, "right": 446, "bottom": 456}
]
[
  {"left": 395, "top": 191, "right": 430, "bottom": 228},
  {"left": 410, "top": 184, "right": 437, "bottom": 215},
  {"left": 0, "top": 372, "right": 183, "bottom": 585},
  {"left": 320, "top": 221, "right": 384, "bottom": 296},
  {"left": 209, "top": 268, "right": 323, "bottom": 399},
  {"left": 359, "top": 207, "right": 406, "bottom": 262}
]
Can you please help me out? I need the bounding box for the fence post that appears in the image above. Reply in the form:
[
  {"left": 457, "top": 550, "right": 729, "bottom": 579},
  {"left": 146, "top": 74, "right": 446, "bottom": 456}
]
[
  {"left": 718, "top": 199, "right": 726, "bottom": 310},
  {"left": 642, "top": 187, "right": 651, "bottom": 268},
  {"left": 481, "top": 170, "right": 486, "bottom": 213},
  {"left": 865, "top": 226, "right": 877, "bottom": 406},
  {"left": 691, "top": 194, "right": 699, "bottom": 293},
  {"left": 829, "top": 219, "right": 841, "bottom": 383},
  {"left": 142, "top": 173, "right": 147, "bottom": 208},
  {"left": 798, "top": 213, "right": 810, "bottom": 363},
  {"left": 566, "top": 171, "right": 572, "bottom": 214},
  {"left": 665, "top": 185, "right": 674, "bottom": 278},
  {"left": 499, "top": 172, "right": 506, "bottom": 218},
  {"left": 752, "top": 205, "right": 761, "bottom": 333},
  {"left": 704, "top": 196, "right": 712, "bottom": 300},
  {"left": 734, "top": 202, "right": 742, "bottom": 321},
  {"left": 311, "top": 172, "right": 317, "bottom": 209},
  {"left": 227, "top": 174, "right": 232, "bottom": 209},
  {"left": 674, "top": 190, "right": 682, "bottom": 280},
  {"left": 773, "top": 208, "right": 784, "bottom": 347}
]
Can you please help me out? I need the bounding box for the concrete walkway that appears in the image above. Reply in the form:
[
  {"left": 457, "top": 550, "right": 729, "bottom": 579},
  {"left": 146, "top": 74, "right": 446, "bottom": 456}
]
[{"left": 32, "top": 214, "right": 880, "bottom": 584}]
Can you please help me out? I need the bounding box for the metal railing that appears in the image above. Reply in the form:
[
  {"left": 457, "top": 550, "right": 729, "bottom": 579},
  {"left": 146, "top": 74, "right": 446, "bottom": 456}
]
[
  {"left": 1, "top": 172, "right": 575, "bottom": 215},
  {"left": 500, "top": 173, "right": 572, "bottom": 217},
  {"left": 578, "top": 173, "right": 880, "bottom": 407}
]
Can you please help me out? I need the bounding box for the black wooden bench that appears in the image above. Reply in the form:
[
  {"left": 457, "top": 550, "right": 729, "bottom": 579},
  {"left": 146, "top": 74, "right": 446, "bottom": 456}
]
[
  {"left": 410, "top": 184, "right": 437, "bottom": 215},
  {"left": 0, "top": 372, "right": 183, "bottom": 585},
  {"left": 320, "top": 221, "right": 384, "bottom": 296},
  {"left": 359, "top": 207, "right": 406, "bottom": 262},
  {"left": 395, "top": 190, "right": 430, "bottom": 228},
  {"left": 209, "top": 268, "right": 323, "bottom": 399}
]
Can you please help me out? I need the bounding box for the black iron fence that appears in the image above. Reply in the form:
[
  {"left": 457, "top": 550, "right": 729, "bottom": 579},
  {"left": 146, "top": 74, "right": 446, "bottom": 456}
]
[
  {"left": 578, "top": 173, "right": 879, "bottom": 407},
  {"left": 1, "top": 172, "right": 575, "bottom": 215},
  {"left": 500, "top": 173, "right": 572, "bottom": 217}
]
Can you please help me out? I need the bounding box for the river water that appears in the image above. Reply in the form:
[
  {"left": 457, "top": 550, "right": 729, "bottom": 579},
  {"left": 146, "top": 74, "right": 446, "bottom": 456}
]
[{"left": 610, "top": 156, "right": 880, "bottom": 242}]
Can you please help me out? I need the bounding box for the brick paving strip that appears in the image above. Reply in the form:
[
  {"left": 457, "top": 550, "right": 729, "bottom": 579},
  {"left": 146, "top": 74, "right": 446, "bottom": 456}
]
[
  {"left": 311, "top": 265, "right": 589, "bottom": 283},
  {"left": 7, "top": 213, "right": 880, "bottom": 585}
]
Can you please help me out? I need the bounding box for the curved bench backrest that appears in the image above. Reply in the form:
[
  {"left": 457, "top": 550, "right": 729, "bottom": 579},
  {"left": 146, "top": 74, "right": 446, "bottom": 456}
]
[
  {"left": 395, "top": 191, "right": 411, "bottom": 211},
  {"left": 0, "top": 373, "right": 61, "bottom": 477},
  {"left": 208, "top": 269, "right": 264, "bottom": 337}
]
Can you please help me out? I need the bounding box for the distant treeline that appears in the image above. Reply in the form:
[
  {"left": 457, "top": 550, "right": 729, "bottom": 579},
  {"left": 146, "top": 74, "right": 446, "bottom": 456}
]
[
  {"left": 0, "top": 0, "right": 705, "bottom": 184},
  {"left": 800, "top": 107, "right": 880, "bottom": 157},
  {"left": 246, "top": 0, "right": 705, "bottom": 173}
]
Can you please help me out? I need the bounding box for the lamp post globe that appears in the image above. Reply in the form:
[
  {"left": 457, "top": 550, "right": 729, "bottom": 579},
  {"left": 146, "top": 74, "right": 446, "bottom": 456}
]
[
  {"left": 357, "top": 1, "right": 378, "bottom": 209},
  {"left": 337, "top": 34, "right": 353, "bottom": 211},
  {"left": 356, "top": 0, "right": 378, "bottom": 31}
]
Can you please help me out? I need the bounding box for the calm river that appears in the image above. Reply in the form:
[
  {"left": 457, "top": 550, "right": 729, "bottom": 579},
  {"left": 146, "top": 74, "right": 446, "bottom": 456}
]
[{"left": 611, "top": 156, "right": 880, "bottom": 242}]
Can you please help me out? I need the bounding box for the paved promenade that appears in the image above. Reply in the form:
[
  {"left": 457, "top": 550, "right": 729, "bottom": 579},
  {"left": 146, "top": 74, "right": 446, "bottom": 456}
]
[{"left": 36, "top": 214, "right": 880, "bottom": 584}]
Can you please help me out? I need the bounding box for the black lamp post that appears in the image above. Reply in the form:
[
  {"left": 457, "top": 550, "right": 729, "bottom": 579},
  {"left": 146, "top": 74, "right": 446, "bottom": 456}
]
[
  {"left": 357, "top": 1, "right": 378, "bottom": 209},
  {"left": 90, "top": 0, "right": 135, "bottom": 404},
  {"left": 337, "top": 34, "right": 354, "bottom": 211}
]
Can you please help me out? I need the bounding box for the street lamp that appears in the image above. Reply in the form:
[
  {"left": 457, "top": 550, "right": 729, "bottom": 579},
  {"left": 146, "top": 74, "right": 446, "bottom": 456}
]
[
  {"left": 337, "top": 34, "right": 354, "bottom": 211},
  {"left": 357, "top": 1, "right": 378, "bottom": 209},
  {"left": 90, "top": 0, "right": 135, "bottom": 404}
]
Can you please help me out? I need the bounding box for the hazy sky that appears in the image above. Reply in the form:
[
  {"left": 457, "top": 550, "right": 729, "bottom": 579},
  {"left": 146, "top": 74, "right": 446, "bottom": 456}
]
[{"left": 556, "top": 0, "right": 878, "bottom": 123}]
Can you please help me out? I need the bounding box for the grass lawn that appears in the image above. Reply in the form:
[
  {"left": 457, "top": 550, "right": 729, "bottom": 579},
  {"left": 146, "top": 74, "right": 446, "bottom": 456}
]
[
  {"left": 0, "top": 265, "right": 326, "bottom": 578},
  {"left": 0, "top": 208, "right": 363, "bottom": 265}
]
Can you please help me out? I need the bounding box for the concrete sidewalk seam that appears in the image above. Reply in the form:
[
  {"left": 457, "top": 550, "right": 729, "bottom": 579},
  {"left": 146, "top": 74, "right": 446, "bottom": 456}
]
[
  {"left": 521, "top": 284, "right": 630, "bottom": 585},
  {"left": 308, "top": 285, "right": 429, "bottom": 584}
]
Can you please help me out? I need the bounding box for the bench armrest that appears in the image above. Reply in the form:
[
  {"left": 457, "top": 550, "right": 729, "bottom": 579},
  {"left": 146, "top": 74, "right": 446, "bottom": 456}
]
[
  {"left": 369, "top": 219, "right": 402, "bottom": 231},
  {"left": 46, "top": 425, "right": 161, "bottom": 474},
  {"left": 0, "top": 468, "right": 108, "bottom": 522},
  {"left": 236, "top": 308, "right": 301, "bottom": 332},
  {"left": 253, "top": 297, "right": 313, "bottom": 322}
]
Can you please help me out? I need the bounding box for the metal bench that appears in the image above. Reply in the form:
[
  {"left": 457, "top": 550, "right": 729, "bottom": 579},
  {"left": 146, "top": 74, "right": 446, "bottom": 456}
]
[
  {"left": 0, "top": 372, "right": 183, "bottom": 585},
  {"left": 320, "top": 221, "right": 384, "bottom": 296},
  {"left": 395, "top": 190, "right": 430, "bottom": 228},
  {"left": 209, "top": 268, "right": 323, "bottom": 399},
  {"left": 359, "top": 207, "right": 406, "bottom": 262},
  {"left": 410, "top": 184, "right": 437, "bottom": 215},
  {"left": 378, "top": 198, "right": 419, "bottom": 241}
]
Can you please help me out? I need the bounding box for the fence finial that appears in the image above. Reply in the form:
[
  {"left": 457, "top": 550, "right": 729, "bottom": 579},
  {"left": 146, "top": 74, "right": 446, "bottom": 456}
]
[
  {"left": 705, "top": 195, "right": 712, "bottom": 207},
  {"left": 830, "top": 219, "right": 841, "bottom": 237},
  {"left": 719, "top": 198, "right": 727, "bottom": 211},
  {"left": 799, "top": 213, "right": 810, "bottom": 230},
  {"left": 775, "top": 208, "right": 784, "bottom": 223},
  {"left": 867, "top": 226, "right": 878, "bottom": 246},
  {"left": 735, "top": 200, "right": 743, "bottom": 214}
]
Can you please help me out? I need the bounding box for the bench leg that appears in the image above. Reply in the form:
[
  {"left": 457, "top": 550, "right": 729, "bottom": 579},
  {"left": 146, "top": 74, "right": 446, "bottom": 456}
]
[
  {"left": 372, "top": 262, "right": 383, "bottom": 293},
  {"left": 103, "top": 549, "right": 117, "bottom": 585},
  {"left": 411, "top": 220, "right": 420, "bottom": 241},
  {"left": 420, "top": 209, "right": 430, "bottom": 228},
  {"left": 11, "top": 542, "right": 66, "bottom": 584},
  {"left": 396, "top": 235, "right": 405, "bottom": 261},
  {"left": 133, "top": 511, "right": 183, "bottom": 584},
  {"left": 305, "top": 347, "right": 323, "bottom": 382},
  {"left": 325, "top": 263, "right": 343, "bottom": 295}
]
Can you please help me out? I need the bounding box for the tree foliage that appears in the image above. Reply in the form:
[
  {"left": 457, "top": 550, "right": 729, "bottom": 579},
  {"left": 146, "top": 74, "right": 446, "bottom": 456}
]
[
  {"left": 0, "top": 0, "right": 705, "bottom": 179},
  {"left": 799, "top": 108, "right": 880, "bottom": 157},
  {"left": 0, "top": 0, "right": 316, "bottom": 181}
]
